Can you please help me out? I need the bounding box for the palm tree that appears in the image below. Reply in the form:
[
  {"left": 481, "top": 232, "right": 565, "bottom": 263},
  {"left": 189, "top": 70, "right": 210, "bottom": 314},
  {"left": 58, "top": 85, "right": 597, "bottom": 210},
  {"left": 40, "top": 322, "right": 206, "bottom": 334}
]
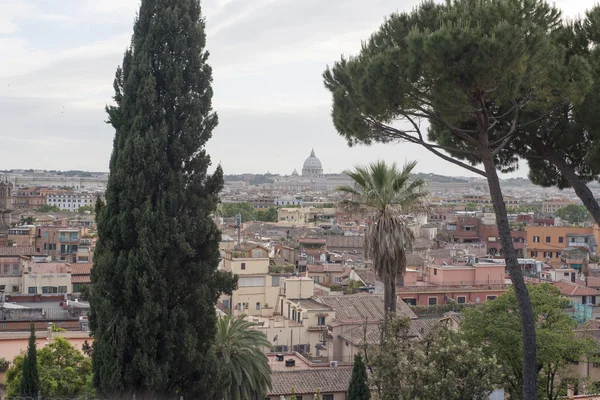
[
  {"left": 214, "top": 314, "right": 272, "bottom": 400},
  {"left": 338, "top": 160, "right": 428, "bottom": 314}
]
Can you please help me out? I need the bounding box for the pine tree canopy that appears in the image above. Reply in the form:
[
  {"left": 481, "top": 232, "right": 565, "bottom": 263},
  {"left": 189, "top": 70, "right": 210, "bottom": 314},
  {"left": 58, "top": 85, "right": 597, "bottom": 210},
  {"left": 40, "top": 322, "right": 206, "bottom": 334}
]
[{"left": 89, "top": 0, "right": 236, "bottom": 398}]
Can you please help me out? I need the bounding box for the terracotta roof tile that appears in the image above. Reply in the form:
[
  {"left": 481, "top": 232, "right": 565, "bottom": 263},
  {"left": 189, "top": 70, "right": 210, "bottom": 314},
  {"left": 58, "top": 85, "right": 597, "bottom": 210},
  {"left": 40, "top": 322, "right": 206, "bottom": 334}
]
[
  {"left": 268, "top": 368, "right": 352, "bottom": 396},
  {"left": 551, "top": 280, "right": 600, "bottom": 297},
  {"left": 0, "top": 247, "right": 36, "bottom": 256},
  {"left": 70, "top": 263, "right": 92, "bottom": 275},
  {"left": 72, "top": 275, "right": 91, "bottom": 284},
  {"left": 339, "top": 318, "right": 440, "bottom": 346},
  {"left": 317, "top": 293, "right": 417, "bottom": 323}
]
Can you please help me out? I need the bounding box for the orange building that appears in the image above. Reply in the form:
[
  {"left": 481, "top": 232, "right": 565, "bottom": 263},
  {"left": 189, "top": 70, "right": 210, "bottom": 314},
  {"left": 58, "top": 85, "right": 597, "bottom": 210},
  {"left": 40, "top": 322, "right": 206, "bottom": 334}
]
[{"left": 524, "top": 226, "right": 600, "bottom": 265}]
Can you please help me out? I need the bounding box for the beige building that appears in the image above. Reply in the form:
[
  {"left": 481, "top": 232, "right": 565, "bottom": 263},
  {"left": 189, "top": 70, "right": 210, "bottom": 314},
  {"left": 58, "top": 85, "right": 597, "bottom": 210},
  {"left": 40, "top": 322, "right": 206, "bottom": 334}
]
[
  {"left": 221, "top": 243, "right": 280, "bottom": 315},
  {"left": 542, "top": 199, "right": 575, "bottom": 214},
  {"left": 0, "top": 256, "right": 25, "bottom": 294},
  {"left": 22, "top": 262, "right": 72, "bottom": 294}
]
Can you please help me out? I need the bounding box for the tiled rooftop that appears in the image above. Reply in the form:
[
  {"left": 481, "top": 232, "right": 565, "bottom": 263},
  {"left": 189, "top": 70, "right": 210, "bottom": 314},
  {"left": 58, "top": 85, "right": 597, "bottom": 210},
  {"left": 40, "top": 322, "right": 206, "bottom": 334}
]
[
  {"left": 0, "top": 247, "right": 37, "bottom": 256},
  {"left": 268, "top": 367, "right": 352, "bottom": 396},
  {"left": 551, "top": 280, "right": 600, "bottom": 297},
  {"left": 70, "top": 263, "right": 92, "bottom": 275},
  {"left": 317, "top": 293, "right": 418, "bottom": 323}
]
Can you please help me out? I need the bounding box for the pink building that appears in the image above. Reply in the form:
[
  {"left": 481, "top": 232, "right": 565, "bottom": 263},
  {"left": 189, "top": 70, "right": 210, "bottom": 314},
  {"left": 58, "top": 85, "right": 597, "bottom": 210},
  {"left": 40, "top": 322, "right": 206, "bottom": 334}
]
[{"left": 399, "top": 262, "right": 510, "bottom": 306}]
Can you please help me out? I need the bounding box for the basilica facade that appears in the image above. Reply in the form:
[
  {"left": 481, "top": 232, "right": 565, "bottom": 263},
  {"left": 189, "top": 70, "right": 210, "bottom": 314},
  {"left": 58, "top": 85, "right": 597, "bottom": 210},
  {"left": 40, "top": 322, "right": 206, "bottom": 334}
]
[{"left": 272, "top": 149, "right": 353, "bottom": 192}]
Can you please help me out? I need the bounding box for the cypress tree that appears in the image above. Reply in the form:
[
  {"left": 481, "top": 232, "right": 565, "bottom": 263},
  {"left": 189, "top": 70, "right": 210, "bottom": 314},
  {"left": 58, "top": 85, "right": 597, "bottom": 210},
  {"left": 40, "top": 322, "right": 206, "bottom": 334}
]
[
  {"left": 89, "top": 0, "right": 236, "bottom": 398},
  {"left": 347, "top": 354, "right": 370, "bottom": 400},
  {"left": 20, "top": 322, "right": 39, "bottom": 397}
]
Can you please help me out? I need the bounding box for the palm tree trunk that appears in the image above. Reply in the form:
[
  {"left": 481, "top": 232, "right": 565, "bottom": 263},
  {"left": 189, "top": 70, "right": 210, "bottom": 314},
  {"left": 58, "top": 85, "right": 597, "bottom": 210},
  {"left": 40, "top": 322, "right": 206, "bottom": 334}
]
[
  {"left": 385, "top": 276, "right": 397, "bottom": 314},
  {"left": 480, "top": 146, "right": 537, "bottom": 400},
  {"left": 534, "top": 142, "right": 600, "bottom": 226}
]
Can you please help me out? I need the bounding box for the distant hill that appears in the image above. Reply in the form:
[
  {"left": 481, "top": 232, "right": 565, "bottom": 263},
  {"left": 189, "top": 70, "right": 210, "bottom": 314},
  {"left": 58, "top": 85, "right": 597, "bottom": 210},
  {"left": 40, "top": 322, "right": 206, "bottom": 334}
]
[{"left": 412, "top": 173, "right": 469, "bottom": 183}]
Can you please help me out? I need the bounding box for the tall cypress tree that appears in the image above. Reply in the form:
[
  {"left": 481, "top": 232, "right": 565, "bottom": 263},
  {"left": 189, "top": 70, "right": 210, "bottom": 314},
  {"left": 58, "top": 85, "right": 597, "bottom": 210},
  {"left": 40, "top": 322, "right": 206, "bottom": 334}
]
[
  {"left": 20, "top": 322, "right": 39, "bottom": 397},
  {"left": 89, "top": 0, "right": 236, "bottom": 398},
  {"left": 347, "top": 354, "right": 370, "bottom": 400}
]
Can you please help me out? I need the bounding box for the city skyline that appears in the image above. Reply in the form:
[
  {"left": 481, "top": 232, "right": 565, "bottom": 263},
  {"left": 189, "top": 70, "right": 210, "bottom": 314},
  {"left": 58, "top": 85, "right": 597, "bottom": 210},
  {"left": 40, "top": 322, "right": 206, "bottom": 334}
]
[{"left": 0, "top": 0, "right": 593, "bottom": 177}]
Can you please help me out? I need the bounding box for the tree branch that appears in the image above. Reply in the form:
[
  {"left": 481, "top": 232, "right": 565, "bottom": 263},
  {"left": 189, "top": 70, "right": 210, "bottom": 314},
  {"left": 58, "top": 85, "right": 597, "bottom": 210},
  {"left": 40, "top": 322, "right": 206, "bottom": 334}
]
[{"left": 366, "top": 118, "right": 487, "bottom": 177}]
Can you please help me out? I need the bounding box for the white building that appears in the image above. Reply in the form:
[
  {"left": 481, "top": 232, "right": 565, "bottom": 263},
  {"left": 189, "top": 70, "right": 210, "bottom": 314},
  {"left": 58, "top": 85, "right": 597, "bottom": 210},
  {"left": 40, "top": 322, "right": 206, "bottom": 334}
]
[{"left": 47, "top": 192, "right": 96, "bottom": 212}]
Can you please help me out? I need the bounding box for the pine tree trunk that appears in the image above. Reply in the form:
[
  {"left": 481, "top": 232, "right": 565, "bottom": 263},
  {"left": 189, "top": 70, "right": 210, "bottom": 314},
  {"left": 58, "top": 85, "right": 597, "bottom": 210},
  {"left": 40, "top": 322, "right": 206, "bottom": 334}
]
[
  {"left": 480, "top": 148, "right": 537, "bottom": 400},
  {"left": 538, "top": 145, "right": 600, "bottom": 226}
]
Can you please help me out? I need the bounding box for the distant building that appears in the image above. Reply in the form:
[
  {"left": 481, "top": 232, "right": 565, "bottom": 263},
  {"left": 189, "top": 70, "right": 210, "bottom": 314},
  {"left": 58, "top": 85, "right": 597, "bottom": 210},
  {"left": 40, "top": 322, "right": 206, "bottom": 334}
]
[
  {"left": 46, "top": 192, "right": 97, "bottom": 212},
  {"left": 542, "top": 199, "right": 575, "bottom": 214},
  {"left": 272, "top": 149, "right": 354, "bottom": 192},
  {"left": 0, "top": 176, "right": 14, "bottom": 233}
]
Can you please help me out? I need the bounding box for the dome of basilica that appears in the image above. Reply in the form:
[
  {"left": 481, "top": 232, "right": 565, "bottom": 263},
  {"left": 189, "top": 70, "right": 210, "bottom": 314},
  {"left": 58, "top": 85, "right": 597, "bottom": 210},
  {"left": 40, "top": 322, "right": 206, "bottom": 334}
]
[{"left": 302, "top": 149, "right": 323, "bottom": 177}]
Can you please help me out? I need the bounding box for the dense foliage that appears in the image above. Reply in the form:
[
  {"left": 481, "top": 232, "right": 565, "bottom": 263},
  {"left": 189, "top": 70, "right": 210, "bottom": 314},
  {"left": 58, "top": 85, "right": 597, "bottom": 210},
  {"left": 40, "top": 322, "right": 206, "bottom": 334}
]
[
  {"left": 555, "top": 204, "right": 591, "bottom": 224},
  {"left": 89, "top": 0, "right": 236, "bottom": 398},
  {"left": 347, "top": 354, "right": 370, "bottom": 400},
  {"left": 371, "top": 316, "right": 500, "bottom": 399},
  {"left": 213, "top": 314, "right": 272, "bottom": 400},
  {"left": 322, "top": 0, "right": 581, "bottom": 396},
  {"left": 18, "top": 323, "right": 39, "bottom": 397},
  {"left": 7, "top": 337, "right": 93, "bottom": 399},
  {"left": 220, "top": 202, "right": 279, "bottom": 223},
  {"left": 37, "top": 204, "right": 60, "bottom": 213},
  {"left": 461, "top": 284, "right": 596, "bottom": 400}
]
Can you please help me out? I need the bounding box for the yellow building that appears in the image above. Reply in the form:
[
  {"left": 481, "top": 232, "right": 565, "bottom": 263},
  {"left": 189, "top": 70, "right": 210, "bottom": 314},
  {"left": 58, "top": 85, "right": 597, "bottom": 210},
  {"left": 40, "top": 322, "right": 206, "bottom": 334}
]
[
  {"left": 23, "top": 262, "right": 72, "bottom": 294},
  {"left": 221, "top": 243, "right": 280, "bottom": 316}
]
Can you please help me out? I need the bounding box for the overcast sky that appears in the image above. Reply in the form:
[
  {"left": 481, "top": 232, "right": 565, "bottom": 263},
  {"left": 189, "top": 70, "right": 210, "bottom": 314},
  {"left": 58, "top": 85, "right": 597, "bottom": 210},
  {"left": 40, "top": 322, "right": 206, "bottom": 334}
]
[{"left": 0, "top": 0, "right": 594, "bottom": 177}]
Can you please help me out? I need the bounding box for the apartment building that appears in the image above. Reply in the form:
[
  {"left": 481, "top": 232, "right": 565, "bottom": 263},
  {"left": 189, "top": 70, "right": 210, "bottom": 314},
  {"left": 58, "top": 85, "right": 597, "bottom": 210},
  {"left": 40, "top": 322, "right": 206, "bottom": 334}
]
[
  {"left": 8, "top": 225, "right": 36, "bottom": 247},
  {"left": 22, "top": 262, "right": 72, "bottom": 294},
  {"left": 525, "top": 226, "right": 599, "bottom": 266},
  {"left": 221, "top": 243, "right": 280, "bottom": 315},
  {"left": 46, "top": 192, "right": 96, "bottom": 212},
  {"left": 306, "top": 264, "right": 346, "bottom": 285},
  {"left": 0, "top": 256, "right": 25, "bottom": 294},
  {"left": 12, "top": 187, "right": 63, "bottom": 211},
  {"left": 36, "top": 226, "right": 84, "bottom": 263}
]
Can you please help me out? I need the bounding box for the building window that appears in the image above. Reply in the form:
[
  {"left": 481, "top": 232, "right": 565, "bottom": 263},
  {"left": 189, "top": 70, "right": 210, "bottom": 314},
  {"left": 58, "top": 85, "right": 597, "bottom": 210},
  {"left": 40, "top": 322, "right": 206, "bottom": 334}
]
[
  {"left": 433, "top": 269, "right": 437, "bottom": 276},
  {"left": 543, "top": 251, "right": 552, "bottom": 258},
  {"left": 12, "top": 286, "right": 19, "bottom": 293},
  {"left": 486, "top": 295, "right": 497, "bottom": 301},
  {"left": 403, "top": 298, "right": 417, "bottom": 306},
  {"left": 241, "top": 263, "right": 246, "bottom": 270},
  {"left": 256, "top": 302, "right": 261, "bottom": 310},
  {"left": 545, "top": 236, "right": 551, "bottom": 243},
  {"left": 0, "top": 285, "right": 5, "bottom": 292},
  {"left": 531, "top": 251, "right": 538, "bottom": 257},
  {"left": 428, "top": 297, "right": 437, "bottom": 306},
  {"left": 323, "top": 394, "right": 334, "bottom": 400},
  {"left": 292, "top": 310, "right": 296, "bottom": 320},
  {"left": 564, "top": 272, "right": 570, "bottom": 277},
  {"left": 317, "top": 316, "right": 326, "bottom": 326},
  {"left": 28, "top": 287, "right": 37, "bottom": 294},
  {"left": 559, "top": 237, "right": 564, "bottom": 244},
  {"left": 556, "top": 252, "right": 561, "bottom": 258},
  {"left": 12, "top": 264, "right": 19, "bottom": 275},
  {"left": 533, "top": 236, "right": 540, "bottom": 243},
  {"left": 58, "top": 286, "right": 67, "bottom": 294},
  {"left": 457, "top": 296, "right": 466, "bottom": 304}
]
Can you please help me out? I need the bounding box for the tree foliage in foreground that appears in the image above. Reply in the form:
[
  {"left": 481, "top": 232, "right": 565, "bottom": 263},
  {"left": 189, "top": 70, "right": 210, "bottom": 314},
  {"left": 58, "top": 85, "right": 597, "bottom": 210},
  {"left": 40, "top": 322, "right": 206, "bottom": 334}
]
[
  {"left": 322, "top": 0, "right": 588, "bottom": 397},
  {"left": 461, "top": 284, "right": 597, "bottom": 400},
  {"left": 370, "top": 315, "right": 500, "bottom": 400},
  {"left": 8, "top": 336, "right": 93, "bottom": 399},
  {"left": 213, "top": 314, "right": 272, "bottom": 400},
  {"left": 89, "top": 0, "right": 236, "bottom": 398}
]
